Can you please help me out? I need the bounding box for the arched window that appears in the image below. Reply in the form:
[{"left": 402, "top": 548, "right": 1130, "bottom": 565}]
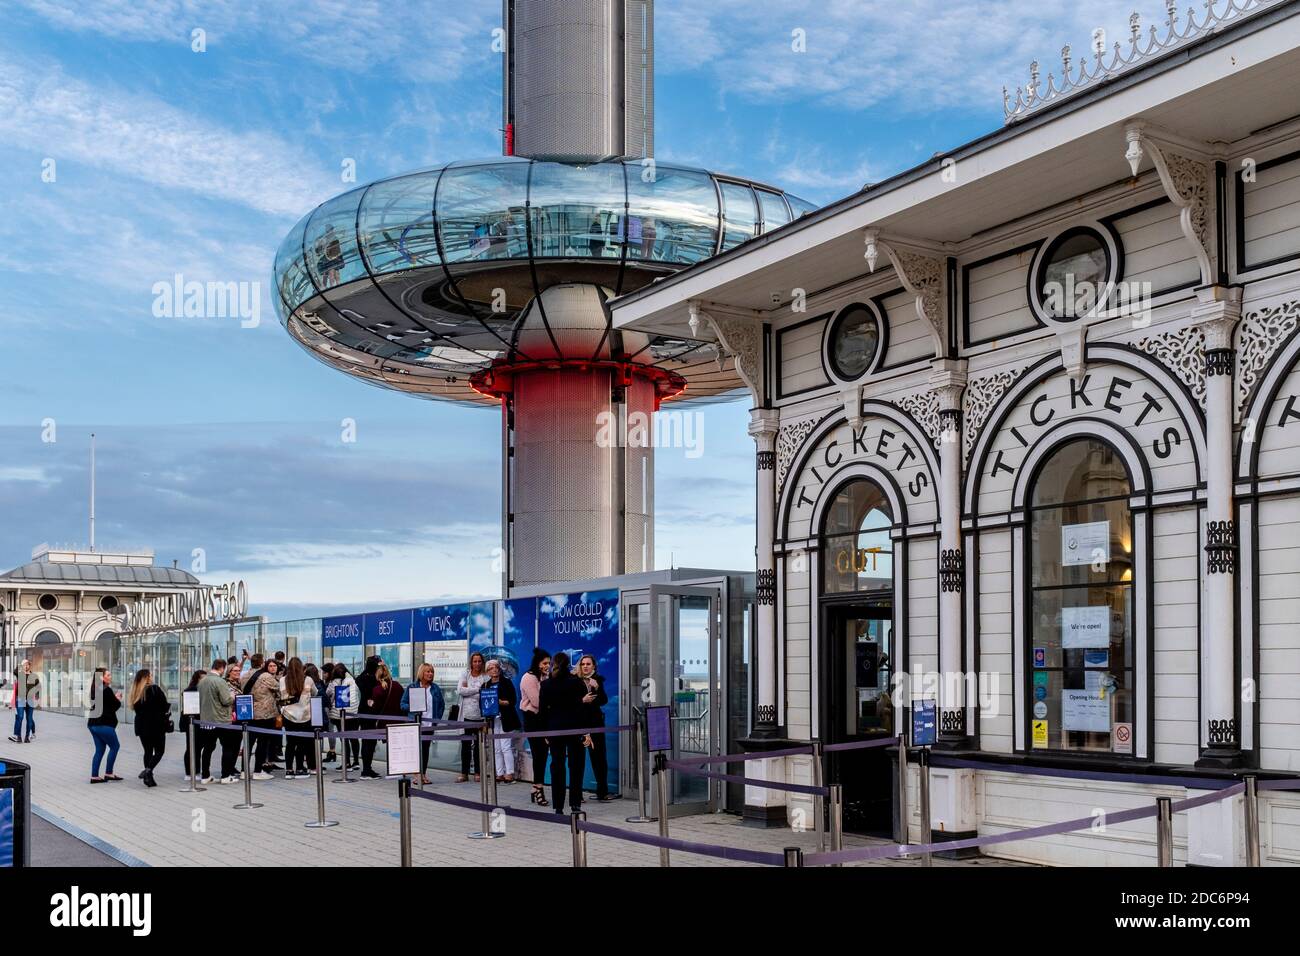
[
  {"left": 1028, "top": 438, "right": 1135, "bottom": 754},
  {"left": 34, "top": 629, "right": 61, "bottom": 646},
  {"left": 823, "top": 479, "right": 893, "bottom": 594}
]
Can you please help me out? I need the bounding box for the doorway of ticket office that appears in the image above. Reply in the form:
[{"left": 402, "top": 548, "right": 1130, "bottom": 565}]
[
  {"left": 821, "top": 598, "right": 895, "bottom": 837},
  {"left": 619, "top": 584, "right": 721, "bottom": 817}
]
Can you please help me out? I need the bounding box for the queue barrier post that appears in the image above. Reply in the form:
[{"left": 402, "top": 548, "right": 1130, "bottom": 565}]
[
  {"left": 177, "top": 720, "right": 205, "bottom": 793},
  {"left": 918, "top": 747, "right": 932, "bottom": 867},
  {"left": 811, "top": 738, "right": 825, "bottom": 851},
  {"left": 654, "top": 752, "right": 671, "bottom": 867},
  {"left": 468, "top": 722, "right": 503, "bottom": 840},
  {"left": 333, "top": 712, "right": 356, "bottom": 784},
  {"left": 571, "top": 811, "right": 588, "bottom": 868},
  {"left": 1244, "top": 775, "right": 1260, "bottom": 867},
  {"left": 398, "top": 776, "right": 413, "bottom": 867},
  {"left": 626, "top": 712, "right": 654, "bottom": 824},
  {"left": 233, "top": 724, "right": 263, "bottom": 810},
  {"left": 305, "top": 731, "right": 339, "bottom": 828},
  {"left": 896, "top": 735, "right": 908, "bottom": 846},
  {"left": 783, "top": 847, "right": 804, "bottom": 868},
  {"left": 829, "top": 783, "right": 844, "bottom": 867},
  {"left": 1156, "top": 796, "right": 1173, "bottom": 867}
]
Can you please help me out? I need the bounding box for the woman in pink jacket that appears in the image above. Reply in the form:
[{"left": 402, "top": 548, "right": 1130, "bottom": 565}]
[{"left": 519, "top": 648, "right": 552, "bottom": 806}]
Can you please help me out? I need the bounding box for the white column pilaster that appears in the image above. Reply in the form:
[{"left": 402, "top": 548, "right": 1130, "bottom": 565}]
[
  {"left": 931, "top": 359, "right": 968, "bottom": 744},
  {"left": 750, "top": 406, "right": 780, "bottom": 732},
  {"left": 1194, "top": 285, "right": 1242, "bottom": 765}
]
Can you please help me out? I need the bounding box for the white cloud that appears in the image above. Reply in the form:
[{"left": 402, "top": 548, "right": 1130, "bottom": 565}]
[
  {"left": 657, "top": 0, "right": 1184, "bottom": 113},
  {"left": 0, "top": 58, "right": 336, "bottom": 217},
  {"left": 13, "top": 0, "right": 499, "bottom": 82}
]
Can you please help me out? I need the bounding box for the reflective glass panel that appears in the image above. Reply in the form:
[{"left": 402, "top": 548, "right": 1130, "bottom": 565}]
[
  {"left": 757, "top": 189, "right": 790, "bottom": 233},
  {"left": 624, "top": 163, "right": 719, "bottom": 264},
  {"left": 1038, "top": 229, "right": 1109, "bottom": 320},
  {"left": 304, "top": 187, "right": 368, "bottom": 291},
  {"left": 720, "top": 182, "right": 758, "bottom": 251},
  {"left": 823, "top": 479, "right": 894, "bottom": 594},
  {"left": 274, "top": 213, "right": 314, "bottom": 315},
  {"left": 358, "top": 171, "right": 441, "bottom": 275},
  {"left": 528, "top": 162, "right": 626, "bottom": 259},
  {"left": 436, "top": 161, "right": 531, "bottom": 264}
]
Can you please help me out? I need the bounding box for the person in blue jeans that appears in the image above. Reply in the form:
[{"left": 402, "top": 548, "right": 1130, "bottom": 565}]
[
  {"left": 8, "top": 660, "right": 39, "bottom": 743},
  {"left": 87, "top": 667, "right": 124, "bottom": 783}
]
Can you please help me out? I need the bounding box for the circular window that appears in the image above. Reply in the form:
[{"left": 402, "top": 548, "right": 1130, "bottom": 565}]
[
  {"left": 827, "top": 305, "right": 880, "bottom": 380},
  {"left": 38, "top": 593, "right": 58, "bottom": 611},
  {"left": 1034, "top": 226, "right": 1114, "bottom": 322},
  {"left": 99, "top": 595, "right": 119, "bottom": 612}
]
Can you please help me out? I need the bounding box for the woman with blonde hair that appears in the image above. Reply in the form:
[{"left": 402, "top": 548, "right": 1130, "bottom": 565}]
[
  {"left": 402, "top": 662, "right": 446, "bottom": 784},
  {"left": 129, "top": 668, "right": 171, "bottom": 788}
]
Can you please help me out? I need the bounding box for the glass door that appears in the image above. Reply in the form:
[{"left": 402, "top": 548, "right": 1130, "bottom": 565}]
[{"left": 649, "top": 585, "right": 720, "bottom": 815}]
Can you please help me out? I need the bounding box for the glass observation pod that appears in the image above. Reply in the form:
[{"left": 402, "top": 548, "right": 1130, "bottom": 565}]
[{"left": 274, "top": 158, "right": 817, "bottom": 407}]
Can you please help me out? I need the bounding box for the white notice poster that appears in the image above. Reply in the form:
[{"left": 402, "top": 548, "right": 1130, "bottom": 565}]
[
  {"left": 182, "top": 690, "right": 201, "bottom": 716},
  {"left": 407, "top": 686, "right": 428, "bottom": 714},
  {"left": 310, "top": 696, "right": 324, "bottom": 727},
  {"left": 385, "top": 723, "right": 422, "bottom": 777},
  {"left": 1062, "top": 689, "right": 1110, "bottom": 732},
  {"left": 1061, "top": 606, "right": 1110, "bottom": 648},
  {"left": 1061, "top": 520, "right": 1110, "bottom": 567}
]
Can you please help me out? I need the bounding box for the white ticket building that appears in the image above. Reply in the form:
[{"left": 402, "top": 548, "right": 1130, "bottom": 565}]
[{"left": 612, "top": 0, "right": 1300, "bottom": 865}]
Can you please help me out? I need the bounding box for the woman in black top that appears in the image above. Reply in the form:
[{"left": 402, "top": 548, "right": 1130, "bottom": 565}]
[
  {"left": 356, "top": 656, "right": 383, "bottom": 780},
  {"left": 538, "top": 652, "right": 589, "bottom": 814},
  {"left": 128, "top": 668, "right": 171, "bottom": 788},
  {"left": 576, "top": 654, "right": 613, "bottom": 800},
  {"left": 178, "top": 669, "right": 206, "bottom": 776},
  {"left": 87, "top": 667, "right": 124, "bottom": 783}
]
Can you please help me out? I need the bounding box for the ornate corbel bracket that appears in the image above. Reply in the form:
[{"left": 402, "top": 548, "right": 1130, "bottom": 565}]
[
  {"left": 1124, "top": 122, "right": 1216, "bottom": 286},
  {"left": 863, "top": 229, "right": 946, "bottom": 358},
  {"left": 1057, "top": 322, "right": 1089, "bottom": 384},
  {"left": 689, "top": 301, "right": 764, "bottom": 404}
]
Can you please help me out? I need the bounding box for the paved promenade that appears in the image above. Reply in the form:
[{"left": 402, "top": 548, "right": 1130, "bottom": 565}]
[{"left": 12, "top": 709, "right": 1017, "bottom": 868}]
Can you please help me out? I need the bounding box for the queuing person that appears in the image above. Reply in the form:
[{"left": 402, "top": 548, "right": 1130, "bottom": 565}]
[
  {"left": 198, "top": 659, "right": 239, "bottom": 783},
  {"left": 482, "top": 659, "right": 519, "bottom": 782},
  {"left": 402, "top": 663, "right": 446, "bottom": 785},
  {"left": 87, "top": 667, "right": 123, "bottom": 784},
  {"left": 576, "top": 654, "right": 613, "bottom": 801},
  {"left": 355, "top": 656, "right": 383, "bottom": 779},
  {"left": 8, "top": 660, "right": 39, "bottom": 744},
  {"left": 179, "top": 669, "right": 206, "bottom": 775},
  {"left": 128, "top": 668, "right": 171, "bottom": 788},
  {"left": 519, "top": 648, "right": 551, "bottom": 805},
  {"left": 455, "top": 652, "right": 489, "bottom": 782},
  {"left": 326, "top": 663, "right": 360, "bottom": 769},
  {"left": 279, "top": 657, "right": 316, "bottom": 779},
  {"left": 269, "top": 652, "right": 288, "bottom": 766},
  {"left": 241, "top": 654, "right": 280, "bottom": 778},
  {"left": 362, "top": 662, "right": 404, "bottom": 779},
  {"left": 538, "top": 652, "right": 588, "bottom": 815}
]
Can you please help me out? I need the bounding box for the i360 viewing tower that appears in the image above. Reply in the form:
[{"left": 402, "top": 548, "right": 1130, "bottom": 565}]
[{"left": 274, "top": 0, "right": 815, "bottom": 590}]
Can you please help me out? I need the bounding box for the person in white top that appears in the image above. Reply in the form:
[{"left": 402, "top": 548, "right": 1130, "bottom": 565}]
[
  {"left": 278, "top": 657, "right": 316, "bottom": 779},
  {"left": 455, "top": 652, "right": 488, "bottom": 782},
  {"left": 325, "top": 664, "right": 361, "bottom": 771}
]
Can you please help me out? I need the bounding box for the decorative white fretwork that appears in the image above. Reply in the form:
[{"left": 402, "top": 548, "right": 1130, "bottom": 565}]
[
  {"left": 1236, "top": 299, "right": 1300, "bottom": 418},
  {"left": 1126, "top": 124, "right": 1216, "bottom": 286},
  {"left": 1003, "top": 0, "right": 1284, "bottom": 122},
  {"left": 963, "top": 368, "right": 1022, "bottom": 462},
  {"left": 776, "top": 417, "right": 818, "bottom": 497},
  {"left": 862, "top": 231, "right": 945, "bottom": 357},
  {"left": 896, "top": 390, "right": 942, "bottom": 450},
  {"left": 690, "top": 303, "right": 764, "bottom": 403},
  {"left": 1132, "top": 324, "right": 1207, "bottom": 411}
]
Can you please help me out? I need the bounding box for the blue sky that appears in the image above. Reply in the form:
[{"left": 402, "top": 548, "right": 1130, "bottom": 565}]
[{"left": 0, "top": 0, "right": 1153, "bottom": 619}]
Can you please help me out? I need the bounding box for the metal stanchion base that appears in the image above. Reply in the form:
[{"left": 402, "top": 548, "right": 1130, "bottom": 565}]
[
  {"left": 625, "top": 815, "right": 656, "bottom": 823},
  {"left": 232, "top": 802, "right": 264, "bottom": 810},
  {"left": 177, "top": 783, "right": 207, "bottom": 793},
  {"left": 467, "top": 831, "right": 505, "bottom": 840},
  {"left": 305, "top": 820, "right": 340, "bottom": 828},
  {"left": 331, "top": 777, "right": 359, "bottom": 784}
]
